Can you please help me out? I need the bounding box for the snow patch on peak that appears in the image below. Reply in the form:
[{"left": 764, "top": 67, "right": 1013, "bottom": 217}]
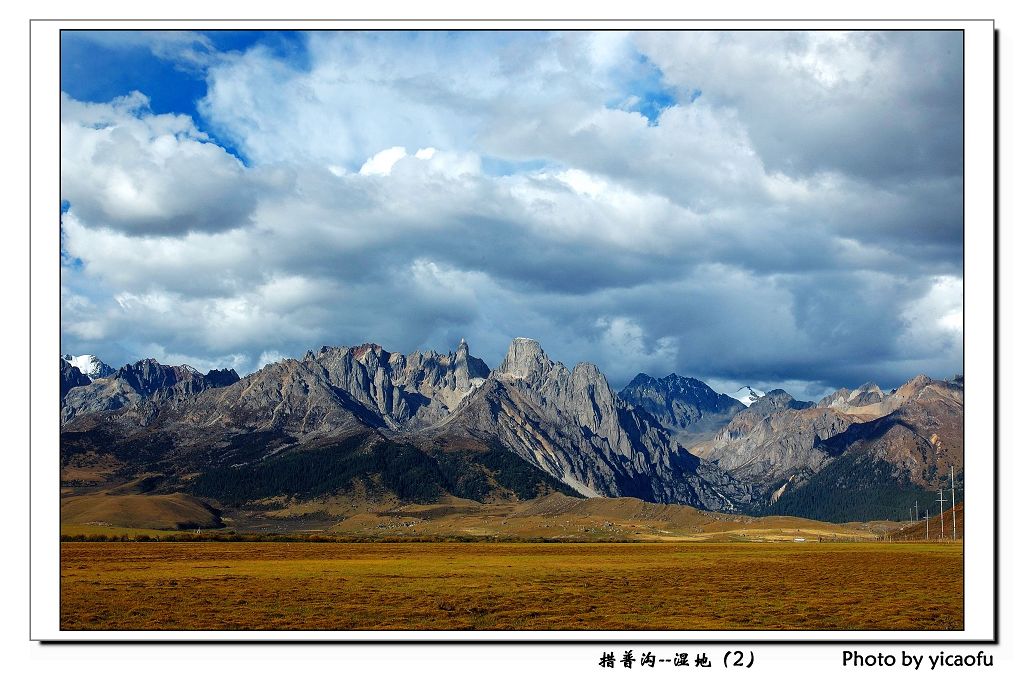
[
  {"left": 729, "top": 385, "right": 765, "bottom": 407},
  {"left": 61, "top": 353, "right": 114, "bottom": 380}
]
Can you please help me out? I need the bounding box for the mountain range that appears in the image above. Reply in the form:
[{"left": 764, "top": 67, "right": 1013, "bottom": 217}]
[{"left": 59, "top": 339, "right": 964, "bottom": 524}]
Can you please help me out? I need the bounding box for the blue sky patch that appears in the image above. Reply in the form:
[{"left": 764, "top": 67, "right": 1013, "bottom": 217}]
[
  {"left": 61, "top": 31, "right": 208, "bottom": 119},
  {"left": 60, "top": 31, "right": 310, "bottom": 163},
  {"left": 607, "top": 51, "right": 678, "bottom": 126}
]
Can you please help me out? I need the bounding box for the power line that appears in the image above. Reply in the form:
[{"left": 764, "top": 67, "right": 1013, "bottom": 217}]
[
  {"left": 950, "top": 465, "right": 957, "bottom": 541},
  {"left": 937, "top": 488, "right": 947, "bottom": 540}
]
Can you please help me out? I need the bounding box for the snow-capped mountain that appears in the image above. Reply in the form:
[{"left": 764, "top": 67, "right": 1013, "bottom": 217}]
[
  {"left": 728, "top": 385, "right": 765, "bottom": 407},
  {"left": 61, "top": 353, "right": 115, "bottom": 381}
]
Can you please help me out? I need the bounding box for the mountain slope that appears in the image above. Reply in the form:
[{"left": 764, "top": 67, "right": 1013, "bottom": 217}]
[
  {"left": 60, "top": 357, "right": 91, "bottom": 399},
  {"left": 885, "top": 503, "right": 964, "bottom": 540},
  {"left": 813, "top": 376, "right": 964, "bottom": 490},
  {"left": 704, "top": 403, "right": 861, "bottom": 498},
  {"left": 747, "top": 376, "right": 963, "bottom": 521}
]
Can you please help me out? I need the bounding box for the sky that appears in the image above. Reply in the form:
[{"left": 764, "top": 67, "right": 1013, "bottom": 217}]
[{"left": 59, "top": 30, "right": 964, "bottom": 400}]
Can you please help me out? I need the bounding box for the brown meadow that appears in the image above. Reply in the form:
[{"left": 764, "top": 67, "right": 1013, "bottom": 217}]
[{"left": 60, "top": 541, "right": 962, "bottom": 631}]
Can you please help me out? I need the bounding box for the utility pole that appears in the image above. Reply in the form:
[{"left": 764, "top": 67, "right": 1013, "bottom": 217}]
[
  {"left": 925, "top": 509, "right": 929, "bottom": 540},
  {"left": 915, "top": 500, "right": 919, "bottom": 523},
  {"left": 937, "top": 488, "right": 947, "bottom": 540},
  {"left": 951, "top": 466, "right": 957, "bottom": 541}
]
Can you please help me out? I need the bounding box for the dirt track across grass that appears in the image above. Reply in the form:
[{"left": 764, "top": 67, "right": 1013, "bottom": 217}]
[{"left": 60, "top": 541, "right": 963, "bottom": 631}]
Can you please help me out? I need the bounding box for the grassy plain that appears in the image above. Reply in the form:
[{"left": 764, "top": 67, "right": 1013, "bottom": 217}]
[{"left": 60, "top": 541, "right": 962, "bottom": 631}]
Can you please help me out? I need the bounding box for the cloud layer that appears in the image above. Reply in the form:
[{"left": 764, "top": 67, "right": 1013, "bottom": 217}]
[{"left": 60, "top": 30, "right": 964, "bottom": 399}]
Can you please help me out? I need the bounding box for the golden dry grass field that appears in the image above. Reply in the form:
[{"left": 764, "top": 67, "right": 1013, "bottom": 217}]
[{"left": 60, "top": 541, "right": 962, "bottom": 631}]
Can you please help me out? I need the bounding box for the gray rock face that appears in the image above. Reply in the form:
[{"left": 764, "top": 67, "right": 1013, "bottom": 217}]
[
  {"left": 497, "top": 337, "right": 554, "bottom": 383},
  {"left": 433, "top": 339, "right": 752, "bottom": 510},
  {"left": 618, "top": 373, "right": 746, "bottom": 436},
  {"left": 306, "top": 340, "right": 490, "bottom": 429},
  {"left": 766, "top": 376, "right": 964, "bottom": 521}
]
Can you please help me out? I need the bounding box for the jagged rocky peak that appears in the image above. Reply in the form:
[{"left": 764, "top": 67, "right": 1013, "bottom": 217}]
[
  {"left": 498, "top": 337, "right": 556, "bottom": 381},
  {"left": 405, "top": 339, "right": 490, "bottom": 401},
  {"left": 302, "top": 339, "right": 491, "bottom": 428},
  {"left": 452, "top": 338, "right": 489, "bottom": 387},
  {"left": 571, "top": 361, "right": 604, "bottom": 382},
  {"left": 204, "top": 367, "right": 241, "bottom": 388},
  {"left": 618, "top": 372, "right": 746, "bottom": 435},
  {"left": 351, "top": 342, "right": 397, "bottom": 372},
  {"left": 112, "top": 358, "right": 241, "bottom": 396},
  {"left": 625, "top": 372, "right": 657, "bottom": 387},
  {"left": 568, "top": 361, "right": 617, "bottom": 410},
  {"left": 851, "top": 383, "right": 883, "bottom": 405},
  {"left": 437, "top": 338, "right": 750, "bottom": 509},
  {"left": 623, "top": 373, "right": 731, "bottom": 402},
  {"left": 116, "top": 359, "right": 186, "bottom": 394}
]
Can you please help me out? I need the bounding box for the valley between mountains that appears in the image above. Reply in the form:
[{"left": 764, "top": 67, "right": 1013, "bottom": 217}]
[{"left": 59, "top": 338, "right": 964, "bottom": 538}]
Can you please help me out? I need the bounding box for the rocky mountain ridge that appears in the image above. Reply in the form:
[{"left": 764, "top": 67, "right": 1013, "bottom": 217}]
[
  {"left": 59, "top": 340, "right": 963, "bottom": 522},
  {"left": 702, "top": 375, "right": 964, "bottom": 519},
  {"left": 61, "top": 358, "right": 241, "bottom": 424}
]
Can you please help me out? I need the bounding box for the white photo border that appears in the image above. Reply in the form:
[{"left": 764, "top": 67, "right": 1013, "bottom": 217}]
[{"left": 30, "top": 18, "right": 996, "bottom": 643}]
